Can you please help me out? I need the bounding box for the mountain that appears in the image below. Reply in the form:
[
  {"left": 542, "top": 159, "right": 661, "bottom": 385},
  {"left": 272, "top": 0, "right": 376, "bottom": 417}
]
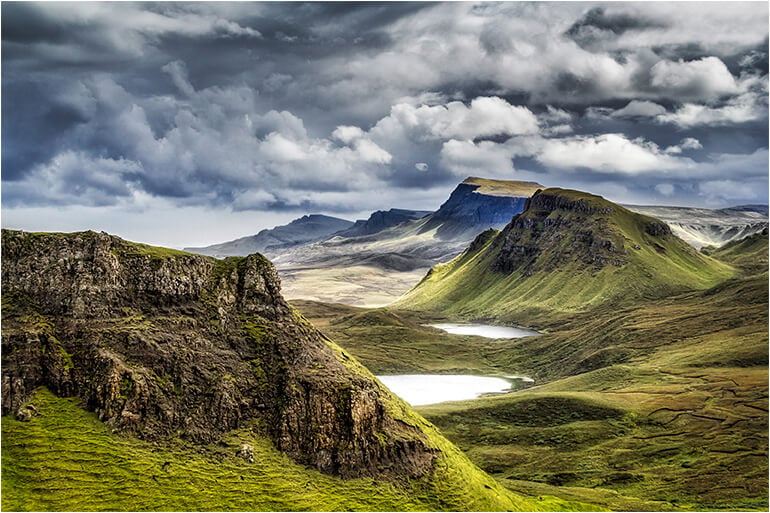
[
  {"left": 624, "top": 204, "right": 768, "bottom": 249},
  {"left": 398, "top": 188, "right": 735, "bottom": 322},
  {"left": 334, "top": 208, "right": 431, "bottom": 238},
  {"left": 1, "top": 229, "right": 561, "bottom": 511},
  {"left": 418, "top": 177, "right": 544, "bottom": 240},
  {"left": 184, "top": 214, "right": 353, "bottom": 258},
  {"left": 272, "top": 177, "right": 544, "bottom": 305}
]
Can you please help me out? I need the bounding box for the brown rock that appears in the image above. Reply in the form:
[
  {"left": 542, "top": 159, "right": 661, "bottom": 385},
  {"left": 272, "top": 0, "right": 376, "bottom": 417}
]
[{"left": 1, "top": 229, "right": 436, "bottom": 480}]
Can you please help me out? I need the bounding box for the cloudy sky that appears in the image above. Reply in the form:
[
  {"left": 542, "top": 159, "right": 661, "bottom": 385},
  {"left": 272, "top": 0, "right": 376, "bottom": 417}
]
[{"left": 2, "top": 1, "right": 768, "bottom": 247}]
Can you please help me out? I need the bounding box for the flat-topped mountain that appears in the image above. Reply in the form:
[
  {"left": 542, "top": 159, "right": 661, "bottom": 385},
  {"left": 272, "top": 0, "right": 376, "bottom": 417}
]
[
  {"left": 184, "top": 214, "right": 353, "bottom": 258},
  {"left": 274, "top": 177, "right": 544, "bottom": 268},
  {"left": 271, "top": 178, "right": 544, "bottom": 304},
  {"left": 418, "top": 177, "right": 544, "bottom": 240},
  {"left": 398, "top": 188, "right": 735, "bottom": 322}
]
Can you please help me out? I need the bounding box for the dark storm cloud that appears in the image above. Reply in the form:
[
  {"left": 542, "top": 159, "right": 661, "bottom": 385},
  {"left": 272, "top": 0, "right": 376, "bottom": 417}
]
[
  {"left": 565, "top": 6, "right": 667, "bottom": 49},
  {"left": 2, "top": 1, "right": 768, "bottom": 222}
]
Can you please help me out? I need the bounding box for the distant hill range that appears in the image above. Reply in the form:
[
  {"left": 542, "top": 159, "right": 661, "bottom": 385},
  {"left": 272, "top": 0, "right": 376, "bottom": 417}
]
[
  {"left": 184, "top": 177, "right": 767, "bottom": 305},
  {"left": 270, "top": 177, "right": 544, "bottom": 270},
  {"left": 335, "top": 208, "right": 432, "bottom": 238},
  {"left": 624, "top": 204, "right": 768, "bottom": 249},
  {"left": 184, "top": 214, "right": 354, "bottom": 258}
]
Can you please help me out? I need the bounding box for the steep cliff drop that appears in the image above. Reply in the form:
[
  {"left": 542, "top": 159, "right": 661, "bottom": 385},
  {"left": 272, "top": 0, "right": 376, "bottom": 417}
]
[
  {"left": 1, "top": 229, "right": 565, "bottom": 511},
  {"left": 1, "top": 229, "right": 436, "bottom": 479}
]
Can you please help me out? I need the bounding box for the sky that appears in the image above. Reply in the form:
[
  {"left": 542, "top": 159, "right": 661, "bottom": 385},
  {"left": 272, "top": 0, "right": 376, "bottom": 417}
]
[{"left": 2, "top": 1, "right": 768, "bottom": 247}]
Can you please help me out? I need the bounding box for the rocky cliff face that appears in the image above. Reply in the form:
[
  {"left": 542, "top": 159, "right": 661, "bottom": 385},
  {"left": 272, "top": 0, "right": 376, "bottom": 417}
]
[
  {"left": 491, "top": 189, "right": 667, "bottom": 275},
  {"left": 421, "top": 182, "right": 534, "bottom": 240},
  {"left": 1, "top": 230, "right": 436, "bottom": 479}
]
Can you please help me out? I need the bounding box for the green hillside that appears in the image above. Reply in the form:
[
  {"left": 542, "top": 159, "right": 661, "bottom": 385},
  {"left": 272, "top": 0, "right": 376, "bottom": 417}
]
[
  {"left": 397, "top": 188, "right": 735, "bottom": 323},
  {"left": 703, "top": 227, "right": 768, "bottom": 275},
  {"left": 4, "top": 388, "right": 593, "bottom": 512},
  {"left": 1, "top": 229, "right": 585, "bottom": 512}
]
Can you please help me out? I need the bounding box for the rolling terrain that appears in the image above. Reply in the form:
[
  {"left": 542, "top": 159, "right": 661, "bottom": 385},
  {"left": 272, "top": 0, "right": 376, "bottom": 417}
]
[
  {"left": 184, "top": 214, "right": 354, "bottom": 258},
  {"left": 1, "top": 229, "right": 579, "bottom": 512},
  {"left": 626, "top": 205, "right": 768, "bottom": 250},
  {"left": 293, "top": 193, "right": 769, "bottom": 511}
]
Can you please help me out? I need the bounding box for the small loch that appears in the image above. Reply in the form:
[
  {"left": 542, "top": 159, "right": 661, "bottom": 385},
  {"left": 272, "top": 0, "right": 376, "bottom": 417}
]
[
  {"left": 376, "top": 374, "right": 534, "bottom": 406},
  {"left": 427, "top": 323, "right": 540, "bottom": 339}
]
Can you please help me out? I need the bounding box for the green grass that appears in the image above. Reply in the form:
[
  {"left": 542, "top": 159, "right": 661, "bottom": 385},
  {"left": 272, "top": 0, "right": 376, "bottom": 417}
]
[
  {"left": 417, "top": 364, "right": 768, "bottom": 512},
  {"left": 396, "top": 188, "right": 735, "bottom": 324},
  {"left": 295, "top": 275, "right": 768, "bottom": 510},
  {"left": 2, "top": 389, "right": 590, "bottom": 512},
  {"left": 703, "top": 228, "right": 768, "bottom": 275},
  {"left": 292, "top": 299, "right": 540, "bottom": 377}
]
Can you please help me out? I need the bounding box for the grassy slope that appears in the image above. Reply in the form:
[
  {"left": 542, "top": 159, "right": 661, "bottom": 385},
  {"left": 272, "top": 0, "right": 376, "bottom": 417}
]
[
  {"left": 2, "top": 388, "right": 591, "bottom": 512},
  {"left": 702, "top": 228, "right": 768, "bottom": 275},
  {"left": 292, "top": 299, "right": 538, "bottom": 376},
  {"left": 293, "top": 218, "right": 768, "bottom": 511},
  {"left": 397, "top": 189, "right": 734, "bottom": 324},
  {"left": 1, "top": 232, "right": 587, "bottom": 512},
  {"left": 416, "top": 275, "right": 768, "bottom": 511},
  {"left": 297, "top": 278, "right": 768, "bottom": 511}
]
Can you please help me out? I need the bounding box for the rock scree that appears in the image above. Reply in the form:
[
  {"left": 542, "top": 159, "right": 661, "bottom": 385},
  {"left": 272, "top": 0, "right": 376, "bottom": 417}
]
[{"left": 1, "top": 229, "right": 437, "bottom": 479}]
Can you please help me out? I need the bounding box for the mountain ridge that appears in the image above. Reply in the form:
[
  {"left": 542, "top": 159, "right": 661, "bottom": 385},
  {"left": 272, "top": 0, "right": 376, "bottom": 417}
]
[
  {"left": 184, "top": 214, "right": 353, "bottom": 258},
  {"left": 397, "top": 187, "right": 735, "bottom": 322}
]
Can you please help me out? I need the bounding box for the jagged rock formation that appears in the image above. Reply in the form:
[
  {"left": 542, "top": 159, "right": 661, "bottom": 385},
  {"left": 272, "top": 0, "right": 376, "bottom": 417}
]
[
  {"left": 185, "top": 214, "right": 354, "bottom": 258},
  {"left": 1, "top": 229, "right": 436, "bottom": 479}
]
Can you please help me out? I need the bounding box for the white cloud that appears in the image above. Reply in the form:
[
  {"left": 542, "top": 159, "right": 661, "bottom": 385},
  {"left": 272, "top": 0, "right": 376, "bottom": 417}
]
[
  {"left": 542, "top": 124, "right": 574, "bottom": 136},
  {"left": 699, "top": 179, "right": 765, "bottom": 201},
  {"left": 680, "top": 137, "right": 703, "bottom": 150},
  {"left": 650, "top": 57, "right": 738, "bottom": 100},
  {"left": 535, "top": 134, "right": 694, "bottom": 174},
  {"left": 4, "top": 151, "right": 143, "bottom": 207},
  {"left": 611, "top": 100, "right": 667, "bottom": 118},
  {"left": 542, "top": 105, "right": 573, "bottom": 123},
  {"left": 415, "top": 162, "right": 429, "bottom": 171},
  {"left": 332, "top": 125, "right": 365, "bottom": 144},
  {"left": 440, "top": 139, "right": 517, "bottom": 176},
  {"left": 373, "top": 96, "right": 539, "bottom": 142},
  {"left": 657, "top": 91, "right": 767, "bottom": 127}
]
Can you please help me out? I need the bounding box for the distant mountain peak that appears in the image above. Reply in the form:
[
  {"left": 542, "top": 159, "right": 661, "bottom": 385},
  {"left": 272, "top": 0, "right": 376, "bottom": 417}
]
[{"left": 461, "top": 177, "right": 544, "bottom": 197}]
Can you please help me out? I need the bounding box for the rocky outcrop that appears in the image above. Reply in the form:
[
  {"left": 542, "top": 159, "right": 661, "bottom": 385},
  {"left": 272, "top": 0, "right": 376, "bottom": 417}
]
[
  {"left": 1, "top": 229, "right": 436, "bottom": 479},
  {"left": 420, "top": 182, "right": 534, "bottom": 240},
  {"left": 492, "top": 190, "right": 633, "bottom": 275}
]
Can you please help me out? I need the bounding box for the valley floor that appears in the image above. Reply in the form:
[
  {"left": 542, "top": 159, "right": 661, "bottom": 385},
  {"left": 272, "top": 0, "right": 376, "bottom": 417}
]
[{"left": 293, "top": 276, "right": 769, "bottom": 511}]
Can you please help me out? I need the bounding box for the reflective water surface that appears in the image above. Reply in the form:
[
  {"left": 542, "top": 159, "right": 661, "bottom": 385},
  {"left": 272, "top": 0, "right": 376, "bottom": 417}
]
[
  {"left": 377, "top": 374, "right": 517, "bottom": 406},
  {"left": 428, "top": 323, "right": 540, "bottom": 338}
]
